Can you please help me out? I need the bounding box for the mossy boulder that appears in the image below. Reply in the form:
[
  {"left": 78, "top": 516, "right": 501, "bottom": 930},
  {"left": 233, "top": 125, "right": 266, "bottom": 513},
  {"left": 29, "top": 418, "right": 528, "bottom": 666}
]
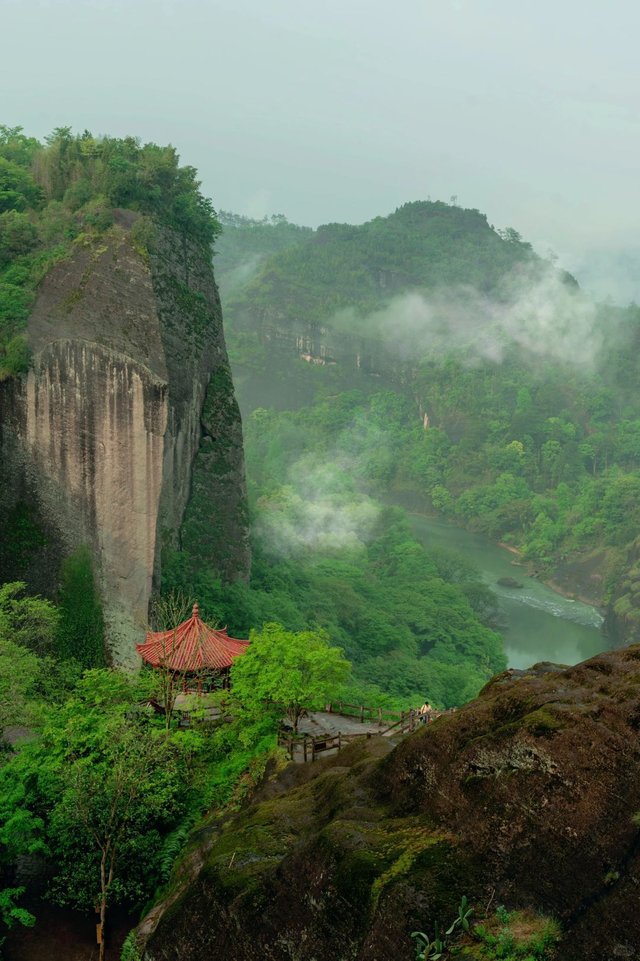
[{"left": 141, "top": 647, "right": 640, "bottom": 960}]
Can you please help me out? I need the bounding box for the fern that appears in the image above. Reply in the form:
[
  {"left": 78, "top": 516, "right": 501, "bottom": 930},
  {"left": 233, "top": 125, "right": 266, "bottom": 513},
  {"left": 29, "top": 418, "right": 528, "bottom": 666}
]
[
  {"left": 159, "top": 822, "right": 193, "bottom": 881},
  {"left": 120, "top": 930, "right": 142, "bottom": 961}
]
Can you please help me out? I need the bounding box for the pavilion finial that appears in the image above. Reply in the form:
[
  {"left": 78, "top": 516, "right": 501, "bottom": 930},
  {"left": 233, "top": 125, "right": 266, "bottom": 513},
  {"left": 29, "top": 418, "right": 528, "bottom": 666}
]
[{"left": 192, "top": 602, "right": 199, "bottom": 618}]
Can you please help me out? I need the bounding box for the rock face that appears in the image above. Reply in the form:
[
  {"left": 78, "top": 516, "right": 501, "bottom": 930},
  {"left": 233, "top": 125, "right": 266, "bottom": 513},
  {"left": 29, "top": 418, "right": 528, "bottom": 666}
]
[
  {"left": 497, "top": 576, "right": 524, "bottom": 588},
  {"left": 0, "top": 214, "right": 249, "bottom": 665},
  {"left": 604, "top": 537, "right": 640, "bottom": 647},
  {"left": 141, "top": 647, "right": 640, "bottom": 960}
]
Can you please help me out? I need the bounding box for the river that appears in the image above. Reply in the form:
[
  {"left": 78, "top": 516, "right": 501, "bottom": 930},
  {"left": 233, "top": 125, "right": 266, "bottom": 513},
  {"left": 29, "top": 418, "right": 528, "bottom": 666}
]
[{"left": 407, "top": 511, "right": 607, "bottom": 669}]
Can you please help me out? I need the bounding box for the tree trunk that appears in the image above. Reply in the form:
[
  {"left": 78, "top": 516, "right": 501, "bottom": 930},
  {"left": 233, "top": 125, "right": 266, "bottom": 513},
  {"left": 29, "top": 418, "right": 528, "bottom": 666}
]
[
  {"left": 291, "top": 704, "right": 306, "bottom": 734},
  {"left": 99, "top": 849, "right": 115, "bottom": 961},
  {"left": 99, "top": 853, "right": 107, "bottom": 961},
  {"left": 163, "top": 672, "right": 178, "bottom": 730}
]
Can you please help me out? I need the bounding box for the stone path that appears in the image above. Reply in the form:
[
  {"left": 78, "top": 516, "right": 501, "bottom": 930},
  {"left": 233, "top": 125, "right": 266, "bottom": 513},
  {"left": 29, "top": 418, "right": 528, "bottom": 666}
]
[{"left": 297, "top": 711, "right": 390, "bottom": 738}]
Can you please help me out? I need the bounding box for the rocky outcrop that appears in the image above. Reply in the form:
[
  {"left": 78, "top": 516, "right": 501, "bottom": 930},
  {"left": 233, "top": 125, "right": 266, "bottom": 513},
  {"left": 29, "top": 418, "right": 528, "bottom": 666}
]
[
  {"left": 141, "top": 647, "right": 640, "bottom": 960},
  {"left": 0, "top": 213, "right": 249, "bottom": 665},
  {"left": 602, "top": 538, "right": 640, "bottom": 647}
]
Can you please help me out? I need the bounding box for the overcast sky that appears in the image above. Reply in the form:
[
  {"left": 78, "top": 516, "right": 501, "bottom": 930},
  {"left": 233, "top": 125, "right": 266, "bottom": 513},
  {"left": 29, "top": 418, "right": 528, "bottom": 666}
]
[{"left": 3, "top": 0, "right": 639, "bottom": 300}]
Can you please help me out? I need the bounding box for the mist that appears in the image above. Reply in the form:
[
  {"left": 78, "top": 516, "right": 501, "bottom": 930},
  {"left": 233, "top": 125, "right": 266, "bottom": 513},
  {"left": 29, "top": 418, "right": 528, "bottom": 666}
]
[
  {"left": 216, "top": 254, "right": 265, "bottom": 299},
  {"left": 255, "top": 455, "right": 380, "bottom": 557},
  {"left": 332, "top": 264, "right": 601, "bottom": 369},
  {"left": 250, "top": 406, "right": 412, "bottom": 557},
  {"left": 247, "top": 261, "right": 609, "bottom": 560}
]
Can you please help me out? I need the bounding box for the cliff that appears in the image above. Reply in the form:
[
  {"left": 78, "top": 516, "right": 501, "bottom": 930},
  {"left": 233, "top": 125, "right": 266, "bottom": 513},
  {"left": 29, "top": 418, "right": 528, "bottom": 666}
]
[
  {"left": 140, "top": 645, "right": 640, "bottom": 960},
  {"left": 0, "top": 211, "right": 249, "bottom": 665}
]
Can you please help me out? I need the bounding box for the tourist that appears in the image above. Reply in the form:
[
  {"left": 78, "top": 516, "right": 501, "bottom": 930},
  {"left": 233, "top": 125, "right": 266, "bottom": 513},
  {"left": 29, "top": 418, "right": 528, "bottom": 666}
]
[{"left": 419, "top": 702, "right": 432, "bottom": 724}]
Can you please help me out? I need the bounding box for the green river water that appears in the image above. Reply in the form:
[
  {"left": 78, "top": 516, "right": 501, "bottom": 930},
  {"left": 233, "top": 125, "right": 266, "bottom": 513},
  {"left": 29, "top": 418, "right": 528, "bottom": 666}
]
[{"left": 407, "top": 512, "right": 608, "bottom": 669}]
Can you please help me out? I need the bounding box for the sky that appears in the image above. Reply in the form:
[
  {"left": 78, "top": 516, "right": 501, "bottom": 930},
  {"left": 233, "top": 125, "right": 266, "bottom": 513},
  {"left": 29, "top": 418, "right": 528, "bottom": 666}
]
[{"left": 2, "top": 0, "right": 640, "bottom": 301}]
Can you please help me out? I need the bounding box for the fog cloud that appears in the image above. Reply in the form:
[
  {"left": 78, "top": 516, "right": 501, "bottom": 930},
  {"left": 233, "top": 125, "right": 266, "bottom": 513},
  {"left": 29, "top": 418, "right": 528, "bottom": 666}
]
[
  {"left": 217, "top": 253, "right": 264, "bottom": 298},
  {"left": 333, "top": 265, "right": 601, "bottom": 369},
  {"left": 251, "top": 400, "right": 407, "bottom": 560}
]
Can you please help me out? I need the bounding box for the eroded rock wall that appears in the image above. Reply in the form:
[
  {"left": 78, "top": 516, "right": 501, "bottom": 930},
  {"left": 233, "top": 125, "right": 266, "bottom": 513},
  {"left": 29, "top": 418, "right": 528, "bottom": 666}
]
[{"left": 0, "top": 216, "right": 249, "bottom": 664}]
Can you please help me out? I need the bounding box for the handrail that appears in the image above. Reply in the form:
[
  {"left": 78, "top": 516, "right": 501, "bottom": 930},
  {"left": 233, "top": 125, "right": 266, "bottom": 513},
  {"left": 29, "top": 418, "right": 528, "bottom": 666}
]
[
  {"left": 277, "top": 705, "right": 452, "bottom": 763},
  {"left": 322, "top": 701, "right": 403, "bottom": 724},
  {"left": 379, "top": 712, "right": 419, "bottom": 736},
  {"left": 277, "top": 727, "right": 376, "bottom": 762}
]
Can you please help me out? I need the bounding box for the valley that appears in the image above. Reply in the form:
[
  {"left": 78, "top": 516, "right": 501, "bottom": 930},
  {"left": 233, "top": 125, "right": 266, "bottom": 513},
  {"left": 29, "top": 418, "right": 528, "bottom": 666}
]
[{"left": 1, "top": 128, "right": 639, "bottom": 961}]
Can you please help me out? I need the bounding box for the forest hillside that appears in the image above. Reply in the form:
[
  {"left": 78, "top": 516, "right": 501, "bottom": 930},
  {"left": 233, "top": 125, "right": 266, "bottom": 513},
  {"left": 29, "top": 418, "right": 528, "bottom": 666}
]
[{"left": 216, "top": 203, "right": 640, "bottom": 646}]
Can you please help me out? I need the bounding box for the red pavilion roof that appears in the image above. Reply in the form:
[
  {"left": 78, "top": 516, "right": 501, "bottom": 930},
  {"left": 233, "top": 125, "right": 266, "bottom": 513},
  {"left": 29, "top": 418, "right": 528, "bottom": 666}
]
[{"left": 137, "top": 603, "right": 249, "bottom": 672}]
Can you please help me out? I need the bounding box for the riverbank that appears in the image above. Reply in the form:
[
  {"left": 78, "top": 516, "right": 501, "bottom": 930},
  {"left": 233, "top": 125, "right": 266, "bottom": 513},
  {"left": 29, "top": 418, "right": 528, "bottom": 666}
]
[
  {"left": 410, "top": 505, "right": 606, "bottom": 618},
  {"left": 498, "top": 541, "right": 521, "bottom": 556},
  {"left": 388, "top": 487, "right": 607, "bottom": 611},
  {"left": 496, "top": 540, "right": 605, "bottom": 616},
  {"left": 544, "top": 576, "right": 604, "bottom": 610},
  {"left": 400, "top": 504, "right": 606, "bottom": 670}
]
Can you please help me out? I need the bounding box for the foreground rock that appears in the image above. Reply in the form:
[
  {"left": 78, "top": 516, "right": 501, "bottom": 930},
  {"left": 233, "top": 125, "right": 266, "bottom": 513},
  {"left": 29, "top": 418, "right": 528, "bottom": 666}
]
[{"left": 141, "top": 646, "right": 640, "bottom": 960}]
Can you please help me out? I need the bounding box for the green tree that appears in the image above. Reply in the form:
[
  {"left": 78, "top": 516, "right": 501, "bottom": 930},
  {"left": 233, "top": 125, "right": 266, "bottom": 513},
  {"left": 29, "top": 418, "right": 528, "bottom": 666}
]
[
  {"left": 0, "top": 887, "right": 35, "bottom": 948},
  {"left": 0, "top": 126, "right": 41, "bottom": 167},
  {"left": 0, "top": 334, "right": 30, "bottom": 376},
  {"left": 50, "top": 725, "right": 181, "bottom": 961},
  {"left": 0, "top": 582, "right": 58, "bottom": 654},
  {"left": 231, "top": 623, "right": 350, "bottom": 732},
  {"left": 0, "top": 670, "right": 189, "bottom": 961},
  {"left": 0, "top": 635, "right": 41, "bottom": 743},
  {"left": 55, "top": 547, "right": 105, "bottom": 666},
  {"left": 0, "top": 211, "right": 38, "bottom": 266},
  {"left": 147, "top": 590, "right": 195, "bottom": 730},
  {"left": 0, "top": 157, "right": 41, "bottom": 212}
]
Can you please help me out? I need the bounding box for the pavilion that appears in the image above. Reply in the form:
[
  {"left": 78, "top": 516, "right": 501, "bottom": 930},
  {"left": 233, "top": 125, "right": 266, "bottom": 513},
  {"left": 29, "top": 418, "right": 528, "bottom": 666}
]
[{"left": 136, "top": 602, "right": 250, "bottom": 692}]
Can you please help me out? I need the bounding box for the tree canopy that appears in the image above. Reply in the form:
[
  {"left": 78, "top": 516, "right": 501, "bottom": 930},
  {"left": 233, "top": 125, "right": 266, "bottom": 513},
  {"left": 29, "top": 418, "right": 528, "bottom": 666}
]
[
  {"left": 231, "top": 623, "right": 350, "bottom": 731},
  {"left": 218, "top": 199, "right": 544, "bottom": 331},
  {"left": 0, "top": 668, "right": 194, "bottom": 958}
]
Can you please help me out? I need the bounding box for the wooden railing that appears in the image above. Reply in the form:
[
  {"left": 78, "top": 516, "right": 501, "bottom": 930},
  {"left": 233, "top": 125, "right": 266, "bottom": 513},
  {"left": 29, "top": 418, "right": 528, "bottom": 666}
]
[
  {"left": 277, "top": 729, "right": 374, "bottom": 762},
  {"left": 379, "top": 712, "right": 419, "bottom": 736},
  {"left": 379, "top": 707, "right": 454, "bottom": 735},
  {"left": 277, "top": 702, "right": 456, "bottom": 763},
  {"left": 322, "top": 701, "right": 438, "bottom": 735},
  {"left": 322, "top": 701, "right": 403, "bottom": 725}
]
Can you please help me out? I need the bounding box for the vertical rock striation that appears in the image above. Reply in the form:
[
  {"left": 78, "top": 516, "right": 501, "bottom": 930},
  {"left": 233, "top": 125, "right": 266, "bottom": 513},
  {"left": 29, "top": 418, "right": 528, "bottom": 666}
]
[{"left": 0, "top": 214, "right": 249, "bottom": 666}]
